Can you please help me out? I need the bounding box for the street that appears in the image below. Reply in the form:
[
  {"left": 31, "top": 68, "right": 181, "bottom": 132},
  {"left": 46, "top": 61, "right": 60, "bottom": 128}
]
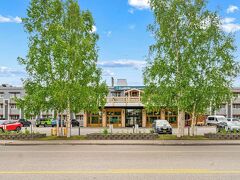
[
  {"left": 0, "top": 145, "right": 240, "bottom": 180},
  {"left": 21, "top": 126, "right": 217, "bottom": 136}
]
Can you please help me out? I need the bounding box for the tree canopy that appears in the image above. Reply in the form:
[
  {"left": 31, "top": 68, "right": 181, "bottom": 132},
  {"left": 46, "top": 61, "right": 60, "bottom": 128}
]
[
  {"left": 17, "top": 0, "right": 108, "bottom": 136},
  {"left": 143, "top": 0, "right": 239, "bottom": 136}
]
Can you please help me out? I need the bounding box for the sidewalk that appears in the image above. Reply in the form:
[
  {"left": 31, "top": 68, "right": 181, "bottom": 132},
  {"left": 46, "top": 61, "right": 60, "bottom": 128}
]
[{"left": 1, "top": 140, "right": 240, "bottom": 146}]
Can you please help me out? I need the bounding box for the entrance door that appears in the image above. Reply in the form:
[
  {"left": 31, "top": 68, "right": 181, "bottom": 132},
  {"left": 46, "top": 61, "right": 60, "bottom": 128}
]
[{"left": 125, "top": 109, "right": 142, "bottom": 127}]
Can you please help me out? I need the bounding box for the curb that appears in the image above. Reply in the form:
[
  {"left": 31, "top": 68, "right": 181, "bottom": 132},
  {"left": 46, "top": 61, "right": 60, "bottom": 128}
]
[{"left": 1, "top": 140, "right": 240, "bottom": 146}]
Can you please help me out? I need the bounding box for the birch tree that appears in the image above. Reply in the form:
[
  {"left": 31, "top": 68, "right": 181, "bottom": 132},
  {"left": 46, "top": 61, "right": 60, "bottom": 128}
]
[
  {"left": 143, "top": 0, "right": 239, "bottom": 137},
  {"left": 18, "top": 0, "right": 108, "bottom": 137}
]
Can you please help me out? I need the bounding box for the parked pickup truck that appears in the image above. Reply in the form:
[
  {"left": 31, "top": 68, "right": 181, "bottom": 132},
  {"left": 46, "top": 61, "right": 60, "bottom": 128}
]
[{"left": 36, "top": 118, "right": 52, "bottom": 127}]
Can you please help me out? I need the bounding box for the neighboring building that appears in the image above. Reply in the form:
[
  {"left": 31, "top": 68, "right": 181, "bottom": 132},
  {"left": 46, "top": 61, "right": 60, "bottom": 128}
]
[
  {"left": 0, "top": 84, "right": 25, "bottom": 120},
  {"left": 214, "top": 88, "right": 240, "bottom": 119},
  {"left": 1, "top": 82, "right": 240, "bottom": 127}
]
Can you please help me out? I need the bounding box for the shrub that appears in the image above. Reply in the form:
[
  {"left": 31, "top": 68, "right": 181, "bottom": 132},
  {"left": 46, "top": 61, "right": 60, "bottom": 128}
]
[
  {"left": 24, "top": 129, "right": 30, "bottom": 135},
  {"left": 102, "top": 128, "right": 108, "bottom": 135},
  {"left": 150, "top": 129, "right": 154, "bottom": 134}
]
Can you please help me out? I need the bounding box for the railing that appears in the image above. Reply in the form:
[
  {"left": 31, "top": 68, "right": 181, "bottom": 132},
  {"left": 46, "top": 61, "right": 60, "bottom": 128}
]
[{"left": 106, "top": 96, "right": 141, "bottom": 104}]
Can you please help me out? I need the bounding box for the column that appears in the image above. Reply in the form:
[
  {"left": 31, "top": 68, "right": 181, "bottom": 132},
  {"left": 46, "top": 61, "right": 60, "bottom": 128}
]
[
  {"left": 142, "top": 109, "right": 146, "bottom": 128},
  {"left": 83, "top": 112, "right": 87, "bottom": 127},
  {"left": 102, "top": 109, "right": 107, "bottom": 127},
  {"left": 160, "top": 109, "right": 165, "bottom": 119},
  {"left": 121, "top": 109, "right": 125, "bottom": 127}
]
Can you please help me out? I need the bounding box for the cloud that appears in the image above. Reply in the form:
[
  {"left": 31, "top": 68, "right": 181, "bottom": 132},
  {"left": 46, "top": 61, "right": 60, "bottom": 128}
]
[
  {"left": 98, "top": 60, "right": 146, "bottom": 70},
  {"left": 129, "top": 24, "right": 136, "bottom": 30},
  {"left": 221, "top": 18, "right": 240, "bottom": 33},
  {"left": 227, "top": 5, "right": 239, "bottom": 14},
  {"left": 104, "top": 31, "right": 112, "bottom": 37},
  {"left": 221, "top": 17, "right": 236, "bottom": 24},
  {"left": 0, "top": 15, "right": 22, "bottom": 23},
  {"left": 128, "top": 8, "right": 135, "bottom": 14},
  {"left": 0, "top": 66, "right": 25, "bottom": 77},
  {"left": 128, "top": 0, "right": 150, "bottom": 10},
  {"left": 102, "top": 69, "right": 115, "bottom": 76}
]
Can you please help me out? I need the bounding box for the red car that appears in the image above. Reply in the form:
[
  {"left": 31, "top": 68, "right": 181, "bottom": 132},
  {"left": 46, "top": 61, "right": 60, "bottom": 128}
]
[{"left": 0, "top": 120, "right": 22, "bottom": 132}]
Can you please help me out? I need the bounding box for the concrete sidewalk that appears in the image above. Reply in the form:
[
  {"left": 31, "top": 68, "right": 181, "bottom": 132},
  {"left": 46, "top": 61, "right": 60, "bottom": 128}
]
[{"left": 1, "top": 140, "right": 240, "bottom": 146}]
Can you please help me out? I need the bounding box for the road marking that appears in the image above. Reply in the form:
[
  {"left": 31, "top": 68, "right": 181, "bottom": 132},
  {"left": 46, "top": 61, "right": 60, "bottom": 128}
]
[
  {"left": 0, "top": 169, "right": 240, "bottom": 174},
  {"left": 1, "top": 150, "right": 240, "bottom": 153}
]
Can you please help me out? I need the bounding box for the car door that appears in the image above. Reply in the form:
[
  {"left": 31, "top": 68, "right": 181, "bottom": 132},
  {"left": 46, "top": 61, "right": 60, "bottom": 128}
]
[{"left": 6, "top": 121, "right": 15, "bottom": 131}]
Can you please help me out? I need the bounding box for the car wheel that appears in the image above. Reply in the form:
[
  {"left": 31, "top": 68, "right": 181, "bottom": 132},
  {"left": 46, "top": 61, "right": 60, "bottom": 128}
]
[
  {"left": 0, "top": 128, "right": 4, "bottom": 133},
  {"left": 16, "top": 127, "right": 21, "bottom": 132}
]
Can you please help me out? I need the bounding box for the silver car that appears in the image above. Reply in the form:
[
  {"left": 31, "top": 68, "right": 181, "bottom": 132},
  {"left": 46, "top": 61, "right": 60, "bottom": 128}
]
[
  {"left": 152, "top": 120, "right": 172, "bottom": 134},
  {"left": 217, "top": 121, "right": 240, "bottom": 132}
]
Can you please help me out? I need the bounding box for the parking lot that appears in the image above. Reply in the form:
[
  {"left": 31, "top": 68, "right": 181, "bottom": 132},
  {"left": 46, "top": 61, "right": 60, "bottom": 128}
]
[{"left": 20, "top": 126, "right": 217, "bottom": 136}]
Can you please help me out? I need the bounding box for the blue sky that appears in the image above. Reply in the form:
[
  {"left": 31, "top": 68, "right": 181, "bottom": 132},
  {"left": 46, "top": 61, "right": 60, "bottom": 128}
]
[{"left": 0, "top": 0, "right": 240, "bottom": 86}]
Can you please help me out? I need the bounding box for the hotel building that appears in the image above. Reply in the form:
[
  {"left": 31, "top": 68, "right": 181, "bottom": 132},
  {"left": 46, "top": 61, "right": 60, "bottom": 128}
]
[{"left": 1, "top": 81, "right": 240, "bottom": 127}]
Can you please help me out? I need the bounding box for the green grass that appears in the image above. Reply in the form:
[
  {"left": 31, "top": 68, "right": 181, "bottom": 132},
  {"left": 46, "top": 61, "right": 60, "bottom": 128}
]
[
  {"left": 157, "top": 135, "right": 208, "bottom": 140},
  {"left": 36, "top": 135, "right": 87, "bottom": 141}
]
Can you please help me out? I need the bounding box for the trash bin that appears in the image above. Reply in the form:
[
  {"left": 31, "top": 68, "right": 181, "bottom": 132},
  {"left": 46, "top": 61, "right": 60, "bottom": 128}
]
[
  {"left": 51, "top": 128, "right": 57, "bottom": 136},
  {"left": 63, "top": 127, "right": 67, "bottom": 136}
]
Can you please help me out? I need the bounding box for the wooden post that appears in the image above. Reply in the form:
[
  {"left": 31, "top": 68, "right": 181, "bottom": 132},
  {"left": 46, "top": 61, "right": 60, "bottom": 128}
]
[
  {"left": 142, "top": 109, "right": 146, "bottom": 127},
  {"left": 102, "top": 109, "right": 107, "bottom": 127},
  {"left": 121, "top": 109, "right": 125, "bottom": 127}
]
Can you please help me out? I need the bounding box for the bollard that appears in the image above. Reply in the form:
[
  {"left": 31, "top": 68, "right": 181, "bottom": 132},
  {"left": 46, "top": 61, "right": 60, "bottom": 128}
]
[
  {"left": 135, "top": 124, "right": 139, "bottom": 133},
  {"left": 109, "top": 124, "right": 113, "bottom": 134}
]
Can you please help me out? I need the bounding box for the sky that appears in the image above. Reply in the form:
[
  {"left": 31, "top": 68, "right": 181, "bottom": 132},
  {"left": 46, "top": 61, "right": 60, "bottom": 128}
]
[{"left": 0, "top": 0, "right": 240, "bottom": 87}]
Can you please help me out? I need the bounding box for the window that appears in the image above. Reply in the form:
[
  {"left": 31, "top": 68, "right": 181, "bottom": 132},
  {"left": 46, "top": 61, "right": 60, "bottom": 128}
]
[
  {"left": 9, "top": 115, "right": 19, "bottom": 120},
  {"left": 233, "top": 93, "right": 240, "bottom": 98},
  {"left": 0, "top": 104, "right": 3, "bottom": 108},
  {"left": 9, "top": 92, "right": 20, "bottom": 98},
  {"left": 233, "top": 104, "right": 240, "bottom": 109},
  {"left": 220, "top": 104, "right": 226, "bottom": 108},
  {"left": 0, "top": 93, "right": 3, "bottom": 98},
  {"left": 10, "top": 104, "right": 17, "bottom": 109},
  {"left": 112, "top": 92, "right": 121, "bottom": 97}
]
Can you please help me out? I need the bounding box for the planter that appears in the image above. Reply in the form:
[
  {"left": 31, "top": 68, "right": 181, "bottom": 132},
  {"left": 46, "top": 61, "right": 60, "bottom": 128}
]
[
  {"left": 0, "top": 133, "right": 46, "bottom": 140},
  {"left": 86, "top": 133, "right": 158, "bottom": 140},
  {"left": 204, "top": 133, "right": 240, "bottom": 140}
]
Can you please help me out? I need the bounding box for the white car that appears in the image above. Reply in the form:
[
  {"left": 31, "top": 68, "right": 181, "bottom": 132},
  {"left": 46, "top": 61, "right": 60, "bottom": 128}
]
[
  {"left": 227, "top": 118, "right": 240, "bottom": 122},
  {"left": 206, "top": 115, "right": 227, "bottom": 126},
  {"left": 217, "top": 121, "right": 240, "bottom": 132}
]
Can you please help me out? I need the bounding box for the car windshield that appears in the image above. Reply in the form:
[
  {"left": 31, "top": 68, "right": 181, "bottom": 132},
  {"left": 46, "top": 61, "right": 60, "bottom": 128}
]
[
  {"left": 0, "top": 121, "right": 6, "bottom": 125},
  {"left": 156, "top": 120, "right": 169, "bottom": 126},
  {"left": 218, "top": 117, "right": 226, "bottom": 121}
]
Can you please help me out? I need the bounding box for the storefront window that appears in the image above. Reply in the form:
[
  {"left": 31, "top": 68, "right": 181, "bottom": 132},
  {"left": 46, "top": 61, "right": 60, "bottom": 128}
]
[
  {"left": 146, "top": 111, "right": 161, "bottom": 127},
  {"left": 87, "top": 112, "right": 102, "bottom": 127},
  {"left": 106, "top": 109, "right": 122, "bottom": 127}
]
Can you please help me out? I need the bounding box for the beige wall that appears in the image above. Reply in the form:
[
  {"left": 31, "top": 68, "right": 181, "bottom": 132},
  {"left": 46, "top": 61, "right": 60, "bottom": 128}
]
[
  {"left": 83, "top": 113, "right": 87, "bottom": 127},
  {"left": 161, "top": 109, "right": 165, "bottom": 119}
]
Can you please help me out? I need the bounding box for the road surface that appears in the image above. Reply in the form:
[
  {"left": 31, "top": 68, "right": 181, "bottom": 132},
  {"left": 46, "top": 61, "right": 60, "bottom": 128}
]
[{"left": 0, "top": 145, "right": 239, "bottom": 179}]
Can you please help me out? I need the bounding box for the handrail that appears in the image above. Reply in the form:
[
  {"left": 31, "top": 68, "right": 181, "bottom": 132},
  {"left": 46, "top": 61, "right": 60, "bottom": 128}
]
[{"left": 106, "top": 96, "right": 141, "bottom": 103}]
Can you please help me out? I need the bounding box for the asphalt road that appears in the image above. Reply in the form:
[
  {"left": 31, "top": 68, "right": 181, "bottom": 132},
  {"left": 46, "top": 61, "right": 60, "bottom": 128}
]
[
  {"left": 0, "top": 145, "right": 240, "bottom": 180},
  {"left": 21, "top": 126, "right": 217, "bottom": 136}
]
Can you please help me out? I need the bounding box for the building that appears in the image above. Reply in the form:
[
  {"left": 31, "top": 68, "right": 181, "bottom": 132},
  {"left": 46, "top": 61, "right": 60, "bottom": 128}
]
[
  {"left": 1, "top": 82, "right": 240, "bottom": 127},
  {"left": 0, "top": 84, "right": 25, "bottom": 120}
]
